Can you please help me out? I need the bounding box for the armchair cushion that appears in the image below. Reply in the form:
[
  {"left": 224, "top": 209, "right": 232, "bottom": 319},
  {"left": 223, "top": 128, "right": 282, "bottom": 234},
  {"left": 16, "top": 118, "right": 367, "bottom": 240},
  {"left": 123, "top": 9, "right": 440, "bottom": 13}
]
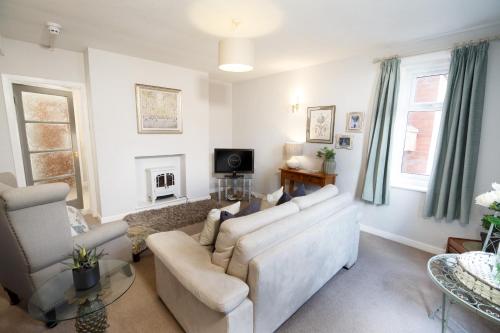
[
  {"left": 2, "top": 183, "right": 69, "bottom": 211},
  {"left": 147, "top": 231, "right": 249, "bottom": 313},
  {"left": 73, "top": 221, "right": 128, "bottom": 250}
]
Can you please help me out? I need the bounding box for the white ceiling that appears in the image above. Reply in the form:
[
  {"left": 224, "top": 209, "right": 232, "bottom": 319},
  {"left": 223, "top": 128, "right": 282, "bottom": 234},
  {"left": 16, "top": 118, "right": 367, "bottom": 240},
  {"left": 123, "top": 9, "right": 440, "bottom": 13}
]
[{"left": 1, "top": 0, "right": 500, "bottom": 82}]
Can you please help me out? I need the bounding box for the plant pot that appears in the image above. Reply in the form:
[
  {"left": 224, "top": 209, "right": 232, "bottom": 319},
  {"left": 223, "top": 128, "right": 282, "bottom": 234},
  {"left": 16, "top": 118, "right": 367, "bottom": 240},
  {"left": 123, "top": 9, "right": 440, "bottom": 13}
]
[
  {"left": 72, "top": 263, "right": 100, "bottom": 291},
  {"left": 323, "top": 159, "right": 336, "bottom": 175}
]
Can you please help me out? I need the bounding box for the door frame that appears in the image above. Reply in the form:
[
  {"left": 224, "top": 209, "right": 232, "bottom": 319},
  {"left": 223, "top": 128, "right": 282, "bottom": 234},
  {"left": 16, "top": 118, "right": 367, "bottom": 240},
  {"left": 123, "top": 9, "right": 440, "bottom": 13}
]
[{"left": 1, "top": 74, "right": 98, "bottom": 215}]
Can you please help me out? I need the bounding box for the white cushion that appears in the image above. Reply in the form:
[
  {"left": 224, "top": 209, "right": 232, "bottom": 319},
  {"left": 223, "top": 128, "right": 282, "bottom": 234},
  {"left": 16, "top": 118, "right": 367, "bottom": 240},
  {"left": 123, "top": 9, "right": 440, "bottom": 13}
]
[
  {"left": 291, "top": 184, "right": 339, "bottom": 210},
  {"left": 67, "top": 206, "right": 89, "bottom": 236},
  {"left": 199, "top": 201, "right": 240, "bottom": 246},
  {"left": 212, "top": 201, "right": 299, "bottom": 271},
  {"left": 228, "top": 193, "right": 353, "bottom": 280},
  {"left": 260, "top": 186, "right": 283, "bottom": 210}
]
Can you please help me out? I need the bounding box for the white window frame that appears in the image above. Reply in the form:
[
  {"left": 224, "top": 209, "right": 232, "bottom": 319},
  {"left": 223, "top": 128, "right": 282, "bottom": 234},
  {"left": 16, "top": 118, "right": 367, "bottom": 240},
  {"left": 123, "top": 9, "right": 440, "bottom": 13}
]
[{"left": 390, "top": 52, "right": 450, "bottom": 192}]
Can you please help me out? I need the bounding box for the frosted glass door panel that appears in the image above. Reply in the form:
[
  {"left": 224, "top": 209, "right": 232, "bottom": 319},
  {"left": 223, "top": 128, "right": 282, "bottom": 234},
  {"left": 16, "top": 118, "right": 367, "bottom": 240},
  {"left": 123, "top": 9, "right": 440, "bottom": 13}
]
[
  {"left": 21, "top": 92, "right": 69, "bottom": 122},
  {"left": 25, "top": 123, "right": 72, "bottom": 151}
]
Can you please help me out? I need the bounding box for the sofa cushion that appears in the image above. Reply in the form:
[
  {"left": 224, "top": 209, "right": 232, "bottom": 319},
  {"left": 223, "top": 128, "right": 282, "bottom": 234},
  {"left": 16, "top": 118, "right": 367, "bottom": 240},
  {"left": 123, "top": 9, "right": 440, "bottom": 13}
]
[
  {"left": 199, "top": 201, "right": 241, "bottom": 246},
  {"left": 147, "top": 231, "right": 249, "bottom": 313},
  {"left": 276, "top": 192, "right": 292, "bottom": 205},
  {"left": 212, "top": 201, "right": 299, "bottom": 271},
  {"left": 290, "top": 184, "right": 306, "bottom": 197},
  {"left": 227, "top": 192, "right": 353, "bottom": 280},
  {"left": 260, "top": 186, "right": 283, "bottom": 210},
  {"left": 291, "top": 184, "right": 338, "bottom": 210}
]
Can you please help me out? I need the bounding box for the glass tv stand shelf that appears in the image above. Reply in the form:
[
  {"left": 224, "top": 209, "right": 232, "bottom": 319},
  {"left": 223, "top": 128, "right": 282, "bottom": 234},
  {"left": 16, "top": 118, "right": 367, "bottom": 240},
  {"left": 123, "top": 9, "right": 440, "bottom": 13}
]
[{"left": 216, "top": 176, "right": 253, "bottom": 202}]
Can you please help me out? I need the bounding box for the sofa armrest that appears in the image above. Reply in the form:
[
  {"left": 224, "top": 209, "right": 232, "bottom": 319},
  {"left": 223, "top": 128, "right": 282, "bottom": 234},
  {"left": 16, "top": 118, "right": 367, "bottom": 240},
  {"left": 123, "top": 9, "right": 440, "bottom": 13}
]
[
  {"left": 2, "top": 183, "right": 69, "bottom": 211},
  {"left": 147, "top": 231, "right": 249, "bottom": 313},
  {"left": 73, "top": 221, "right": 129, "bottom": 250}
]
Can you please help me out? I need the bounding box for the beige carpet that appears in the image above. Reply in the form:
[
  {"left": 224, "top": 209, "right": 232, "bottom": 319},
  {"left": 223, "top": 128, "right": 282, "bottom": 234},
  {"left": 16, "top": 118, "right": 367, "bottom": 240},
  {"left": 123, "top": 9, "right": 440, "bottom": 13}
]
[{"left": 0, "top": 229, "right": 497, "bottom": 333}]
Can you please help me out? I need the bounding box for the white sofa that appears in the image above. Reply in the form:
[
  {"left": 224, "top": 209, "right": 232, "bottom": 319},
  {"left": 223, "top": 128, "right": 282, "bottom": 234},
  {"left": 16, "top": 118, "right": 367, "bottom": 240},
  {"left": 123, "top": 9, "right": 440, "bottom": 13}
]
[{"left": 147, "top": 185, "right": 360, "bottom": 333}]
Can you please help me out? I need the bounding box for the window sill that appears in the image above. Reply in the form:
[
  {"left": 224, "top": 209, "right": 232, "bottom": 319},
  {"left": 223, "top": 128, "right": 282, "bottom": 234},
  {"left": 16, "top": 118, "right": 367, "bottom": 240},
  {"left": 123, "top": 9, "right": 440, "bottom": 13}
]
[{"left": 391, "top": 183, "right": 428, "bottom": 193}]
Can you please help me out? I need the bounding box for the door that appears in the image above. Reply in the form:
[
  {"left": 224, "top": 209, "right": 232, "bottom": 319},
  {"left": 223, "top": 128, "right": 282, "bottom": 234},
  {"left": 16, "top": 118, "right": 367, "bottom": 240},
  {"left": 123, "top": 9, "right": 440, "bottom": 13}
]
[{"left": 13, "top": 84, "right": 84, "bottom": 208}]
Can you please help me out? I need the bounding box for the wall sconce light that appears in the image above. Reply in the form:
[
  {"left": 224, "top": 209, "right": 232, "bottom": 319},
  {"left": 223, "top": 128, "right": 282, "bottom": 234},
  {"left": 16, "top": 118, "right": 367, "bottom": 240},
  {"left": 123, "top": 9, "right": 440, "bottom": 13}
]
[{"left": 290, "top": 91, "right": 303, "bottom": 113}]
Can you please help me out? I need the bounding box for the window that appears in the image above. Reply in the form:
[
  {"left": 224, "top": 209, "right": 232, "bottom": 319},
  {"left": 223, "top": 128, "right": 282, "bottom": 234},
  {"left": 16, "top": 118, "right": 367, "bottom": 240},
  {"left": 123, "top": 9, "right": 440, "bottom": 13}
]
[{"left": 391, "top": 53, "right": 450, "bottom": 191}]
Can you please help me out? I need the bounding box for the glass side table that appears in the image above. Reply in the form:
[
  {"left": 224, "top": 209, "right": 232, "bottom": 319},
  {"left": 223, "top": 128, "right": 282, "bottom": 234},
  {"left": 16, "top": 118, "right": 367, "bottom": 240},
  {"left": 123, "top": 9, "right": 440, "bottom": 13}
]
[
  {"left": 427, "top": 254, "right": 500, "bottom": 333},
  {"left": 29, "top": 259, "right": 135, "bottom": 333},
  {"left": 217, "top": 176, "right": 253, "bottom": 202}
]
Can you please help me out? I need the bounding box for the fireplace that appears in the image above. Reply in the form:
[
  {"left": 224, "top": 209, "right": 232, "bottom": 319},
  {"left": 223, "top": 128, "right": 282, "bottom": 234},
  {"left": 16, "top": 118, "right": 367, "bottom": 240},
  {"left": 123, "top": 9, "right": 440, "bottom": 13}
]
[{"left": 146, "top": 166, "right": 178, "bottom": 203}]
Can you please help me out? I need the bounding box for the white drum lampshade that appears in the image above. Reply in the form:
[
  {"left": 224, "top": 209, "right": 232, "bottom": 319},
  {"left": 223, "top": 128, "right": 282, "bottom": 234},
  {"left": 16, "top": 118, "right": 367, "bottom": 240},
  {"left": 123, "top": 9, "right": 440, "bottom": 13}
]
[
  {"left": 285, "top": 142, "right": 304, "bottom": 169},
  {"left": 218, "top": 38, "right": 255, "bottom": 72}
]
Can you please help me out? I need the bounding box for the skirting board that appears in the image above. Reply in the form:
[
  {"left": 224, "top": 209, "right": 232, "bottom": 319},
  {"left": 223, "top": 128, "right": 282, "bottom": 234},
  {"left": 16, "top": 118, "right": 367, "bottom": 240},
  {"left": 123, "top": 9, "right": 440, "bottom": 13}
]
[
  {"left": 360, "top": 224, "right": 445, "bottom": 255},
  {"left": 99, "top": 195, "right": 211, "bottom": 223}
]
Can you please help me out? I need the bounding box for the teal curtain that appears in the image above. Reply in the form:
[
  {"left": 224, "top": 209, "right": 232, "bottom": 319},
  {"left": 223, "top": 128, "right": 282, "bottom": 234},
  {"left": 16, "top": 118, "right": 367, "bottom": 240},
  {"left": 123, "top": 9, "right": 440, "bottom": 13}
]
[
  {"left": 362, "top": 58, "right": 400, "bottom": 205},
  {"left": 424, "top": 42, "right": 489, "bottom": 224}
]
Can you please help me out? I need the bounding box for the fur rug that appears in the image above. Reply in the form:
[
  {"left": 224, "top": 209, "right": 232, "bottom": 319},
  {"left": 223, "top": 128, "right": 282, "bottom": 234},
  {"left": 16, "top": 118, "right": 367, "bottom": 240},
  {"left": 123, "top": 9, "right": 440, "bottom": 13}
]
[{"left": 124, "top": 199, "right": 218, "bottom": 232}]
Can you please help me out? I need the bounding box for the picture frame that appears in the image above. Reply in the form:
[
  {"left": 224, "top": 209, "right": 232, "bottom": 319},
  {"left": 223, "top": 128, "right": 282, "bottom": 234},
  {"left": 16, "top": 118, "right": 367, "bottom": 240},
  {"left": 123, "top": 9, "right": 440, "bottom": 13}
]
[
  {"left": 135, "top": 83, "right": 182, "bottom": 134},
  {"left": 335, "top": 134, "right": 353, "bottom": 149},
  {"left": 346, "top": 112, "right": 364, "bottom": 132},
  {"left": 306, "top": 105, "right": 335, "bottom": 144}
]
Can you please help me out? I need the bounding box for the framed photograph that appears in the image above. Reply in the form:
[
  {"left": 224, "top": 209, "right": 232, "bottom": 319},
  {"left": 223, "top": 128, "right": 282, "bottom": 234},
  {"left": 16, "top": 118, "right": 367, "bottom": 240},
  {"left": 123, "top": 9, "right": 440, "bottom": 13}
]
[
  {"left": 306, "top": 105, "right": 335, "bottom": 144},
  {"left": 335, "top": 134, "right": 353, "bottom": 149},
  {"left": 135, "top": 84, "right": 182, "bottom": 134},
  {"left": 346, "top": 112, "right": 364, "bottom": 132}
]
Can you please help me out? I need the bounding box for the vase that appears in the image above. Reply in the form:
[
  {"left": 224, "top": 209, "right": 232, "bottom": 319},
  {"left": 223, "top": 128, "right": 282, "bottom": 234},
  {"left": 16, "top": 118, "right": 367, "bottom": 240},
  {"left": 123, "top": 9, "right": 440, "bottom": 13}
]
[
  {"left": 323, "top": 159, "right": 336, "bottom": 175},
  {"left": 73, "top": 262, "right": 100, "bottom": 290}
]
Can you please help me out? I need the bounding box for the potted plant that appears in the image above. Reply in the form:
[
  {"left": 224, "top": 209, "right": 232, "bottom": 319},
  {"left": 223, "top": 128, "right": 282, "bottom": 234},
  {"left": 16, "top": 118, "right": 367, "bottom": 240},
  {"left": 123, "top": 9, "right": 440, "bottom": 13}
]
[
  {"left": 475, "top": 183, "right": 500, "bottom": 252},
  {"left": 66, "top": 245, "right": 107, "bottom": 290},
  {"left": 316, "top": 147, "right": 336, "bottom": 175}
]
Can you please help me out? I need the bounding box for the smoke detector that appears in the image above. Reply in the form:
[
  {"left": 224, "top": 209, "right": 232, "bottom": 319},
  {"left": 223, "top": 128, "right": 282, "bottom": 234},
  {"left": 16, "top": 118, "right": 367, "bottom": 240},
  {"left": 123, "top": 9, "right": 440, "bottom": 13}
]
[{"left": 46, "top": 22, "right": 62, "bottom": 35}]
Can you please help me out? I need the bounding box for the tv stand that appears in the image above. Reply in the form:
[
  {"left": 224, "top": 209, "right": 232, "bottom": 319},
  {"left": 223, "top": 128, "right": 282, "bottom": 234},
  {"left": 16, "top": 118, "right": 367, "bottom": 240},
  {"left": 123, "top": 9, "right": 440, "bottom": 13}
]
[
  {"left": 216, "top": 176, "right": 253, "bottom": 202},
  {"left": 224, "top": 172, "right": 244, "bottom": 179}
]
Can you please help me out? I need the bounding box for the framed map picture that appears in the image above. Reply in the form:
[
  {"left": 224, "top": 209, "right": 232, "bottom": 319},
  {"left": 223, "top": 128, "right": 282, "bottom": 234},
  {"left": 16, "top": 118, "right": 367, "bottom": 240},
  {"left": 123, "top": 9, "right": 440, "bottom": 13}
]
[
  {"left": 135, "top": 84, "right": 182, "bottom": 134},
  {"left": 306, "top": 105, "right": 335, "bottom": 144}
]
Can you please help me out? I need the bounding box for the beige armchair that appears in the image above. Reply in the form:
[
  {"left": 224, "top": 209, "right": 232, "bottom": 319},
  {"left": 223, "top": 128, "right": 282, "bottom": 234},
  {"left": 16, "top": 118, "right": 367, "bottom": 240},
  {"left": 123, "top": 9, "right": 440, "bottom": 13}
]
[{"left": 0, "top": 172, "right": 132, "bottom": 306}]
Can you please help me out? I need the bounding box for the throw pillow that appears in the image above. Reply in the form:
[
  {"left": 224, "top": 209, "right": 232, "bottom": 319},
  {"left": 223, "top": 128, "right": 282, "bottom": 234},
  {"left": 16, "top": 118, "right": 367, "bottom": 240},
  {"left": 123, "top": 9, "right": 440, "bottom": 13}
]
[
  {"left": 276, "top": 192, "right": 292, "bottom": 205},
  {"left": 290, "top": 184, "right": 306, "bottom": 197},
  {"left": 219, "top": 199, "right": 262, "bottom": 223},
  {"left": 260, "top": 186, "right": 284, "bottom": 210},
  {"left": 67, "top": 206, "right": 89, "bottom": 236},
  {"left": 199, "top": 201, "right": 240, "bottom": 246}
]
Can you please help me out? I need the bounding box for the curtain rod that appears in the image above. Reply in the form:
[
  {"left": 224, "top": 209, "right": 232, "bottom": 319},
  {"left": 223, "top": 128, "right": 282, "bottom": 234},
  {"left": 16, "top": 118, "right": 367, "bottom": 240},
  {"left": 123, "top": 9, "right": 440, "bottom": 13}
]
[{"left": 372, "top": 35, "right": 500, "bottom": 64}]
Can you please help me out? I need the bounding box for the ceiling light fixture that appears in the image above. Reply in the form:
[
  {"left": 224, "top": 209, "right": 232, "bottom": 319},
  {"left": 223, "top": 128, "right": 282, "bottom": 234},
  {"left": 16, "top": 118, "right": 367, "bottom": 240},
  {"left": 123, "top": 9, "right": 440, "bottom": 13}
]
[{"left": 218, "top": 20, "right": 254, "bottom": 72}]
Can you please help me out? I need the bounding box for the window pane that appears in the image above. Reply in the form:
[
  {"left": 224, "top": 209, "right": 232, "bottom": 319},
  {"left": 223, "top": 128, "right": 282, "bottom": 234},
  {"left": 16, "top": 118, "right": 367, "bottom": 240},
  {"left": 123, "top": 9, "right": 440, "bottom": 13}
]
[
  {"left": 21, "top": 92, "right": 69, "bottom": 122},
  {"left": 401, "top": 111, "right": 440, "bottom": 176},
  {"left": 414, "top": 74, "right": 447, "bottom": 104}
]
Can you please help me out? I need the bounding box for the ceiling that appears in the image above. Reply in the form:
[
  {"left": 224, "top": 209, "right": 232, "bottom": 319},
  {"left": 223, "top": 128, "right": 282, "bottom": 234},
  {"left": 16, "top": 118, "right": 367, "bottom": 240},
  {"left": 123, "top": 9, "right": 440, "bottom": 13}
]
[{"left": 1, "top": 0, "right": 500, "bottom": 82}]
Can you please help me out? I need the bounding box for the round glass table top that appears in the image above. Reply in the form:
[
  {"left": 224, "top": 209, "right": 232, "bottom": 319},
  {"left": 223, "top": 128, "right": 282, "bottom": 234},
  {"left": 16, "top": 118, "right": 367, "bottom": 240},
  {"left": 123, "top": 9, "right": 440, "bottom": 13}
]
[
  {"left": 427, "top": 254, "right": 500, "bottom": 324},
  {"left": 28, "top": 259, "right": 135, "bottom": 322}
]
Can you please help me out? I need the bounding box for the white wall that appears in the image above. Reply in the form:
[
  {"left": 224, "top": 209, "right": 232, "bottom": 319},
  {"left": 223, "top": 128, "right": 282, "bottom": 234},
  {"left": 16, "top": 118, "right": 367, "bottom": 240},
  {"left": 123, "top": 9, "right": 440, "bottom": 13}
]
[
  {"left": 209, "top": 80, "right": 233, "bottom": 192},
  {"left": 232, "top": 41, "right": 500, "bottom": 252},
  {"left": 0, "top": 38, "right": 86, "bottom": 174},
  {"left": 85, "top": 48, "right": 211, "bottom": 219}
]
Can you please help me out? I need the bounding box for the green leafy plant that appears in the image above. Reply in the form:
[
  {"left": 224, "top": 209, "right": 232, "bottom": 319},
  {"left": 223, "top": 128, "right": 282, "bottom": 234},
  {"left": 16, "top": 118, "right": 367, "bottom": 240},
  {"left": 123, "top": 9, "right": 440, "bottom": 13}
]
[
  {"left": 66, "top": 245, "right": 107, "bottom": 271},
  {"left": 316, "top": 147, "right": 335, "bottom": 160}
]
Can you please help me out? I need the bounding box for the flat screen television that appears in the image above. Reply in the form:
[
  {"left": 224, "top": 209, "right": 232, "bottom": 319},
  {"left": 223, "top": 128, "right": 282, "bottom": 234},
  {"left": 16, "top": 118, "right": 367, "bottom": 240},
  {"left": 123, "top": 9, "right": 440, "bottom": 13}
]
[{"left": 214, "top": 148, "right": 254, "bottom": 175}]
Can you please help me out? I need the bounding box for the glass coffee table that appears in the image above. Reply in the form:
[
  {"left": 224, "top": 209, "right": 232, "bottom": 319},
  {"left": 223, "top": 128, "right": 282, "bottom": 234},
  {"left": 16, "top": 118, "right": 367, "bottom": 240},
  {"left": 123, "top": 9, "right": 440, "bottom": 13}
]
[
  {"left": 28, "top": 259, "right": 135, "bottom": 333},
  {"left": 427, "top": 254, "right": 500, "bottom": 333}
]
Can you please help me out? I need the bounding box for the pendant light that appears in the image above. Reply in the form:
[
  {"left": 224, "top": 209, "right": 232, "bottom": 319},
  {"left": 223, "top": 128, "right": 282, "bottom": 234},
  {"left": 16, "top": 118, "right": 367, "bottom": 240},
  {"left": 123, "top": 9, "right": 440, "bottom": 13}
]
[{"left": 218, "top": 20, "right": 255, "bottom": 72}]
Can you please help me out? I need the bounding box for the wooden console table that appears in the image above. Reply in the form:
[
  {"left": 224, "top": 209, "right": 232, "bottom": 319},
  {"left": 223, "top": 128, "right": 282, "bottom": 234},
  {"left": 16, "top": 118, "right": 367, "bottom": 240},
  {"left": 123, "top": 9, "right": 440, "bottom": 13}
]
[{"left": 280, "top": 168, "right": 336, "bottom": 193}]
